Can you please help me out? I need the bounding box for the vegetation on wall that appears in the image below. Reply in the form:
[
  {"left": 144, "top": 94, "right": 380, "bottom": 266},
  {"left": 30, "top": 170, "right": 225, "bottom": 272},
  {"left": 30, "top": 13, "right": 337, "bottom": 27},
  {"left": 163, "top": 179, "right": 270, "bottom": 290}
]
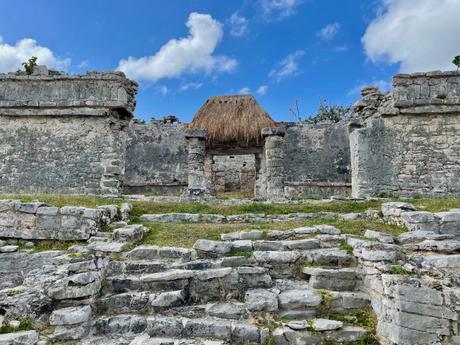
[
  {"left": 289, "top": 99, "right": 352, "bottom": 124},
  {"left": 453, "top": 55, "right": 460, "bottom": 71},
  {"left": 22, "top": 56, "right": 38, "bottom": 75}
]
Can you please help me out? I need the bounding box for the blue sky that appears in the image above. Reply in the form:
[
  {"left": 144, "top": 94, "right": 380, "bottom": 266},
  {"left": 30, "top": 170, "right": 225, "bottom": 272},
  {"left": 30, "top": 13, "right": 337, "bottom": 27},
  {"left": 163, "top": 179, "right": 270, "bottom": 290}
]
[{"left": 0, "top": 0, "right": 459, "bottom": 122}]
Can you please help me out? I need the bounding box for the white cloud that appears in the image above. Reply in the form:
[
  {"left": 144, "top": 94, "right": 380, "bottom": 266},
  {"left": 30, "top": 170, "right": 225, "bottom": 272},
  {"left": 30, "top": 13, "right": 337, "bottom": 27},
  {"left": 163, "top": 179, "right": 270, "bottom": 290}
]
[
  {"left": 259, "top": 0, "right": 303, "bottom": 20},
  {"left": 229, "top": 12, "right": 249, "bottom": 37},
  {"left": 269, "top": 50, "right": 304, "bottom": 81},
  {"left": 0, "top": 36, "right": 70, "bottom": 73},
  {"left": 179, "top": 82, "right": 203, "bottom": 92},
  {"left": 78, "top": 60, "right": 89, "bottom": 69},
  {"left": 362, "top": 0, "right": 460, "bottom": 73},
  {"left": 156, "top": 85, "right": 170, "bottom": 96},
  {"left": 117, "top": 12, "right": 238, "bottom": 82},
  {"left": 238, "top": 86, "right": 251, "bottom": 94},
  {"left": 257, "top": 85, "right": 269, "bottom": 95},
  {"left": 348, "top": 79, "right": 392, "bottom": 96},
  {"left": 318, "top": 23, "right": 341, "bottom": 40}
]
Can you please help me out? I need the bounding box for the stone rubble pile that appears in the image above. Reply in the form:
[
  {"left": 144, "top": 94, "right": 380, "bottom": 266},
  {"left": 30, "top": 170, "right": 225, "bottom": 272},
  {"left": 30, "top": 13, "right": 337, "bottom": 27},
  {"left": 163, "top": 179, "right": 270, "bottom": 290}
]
[{"left": 0, "top": 201, "right": 459, "bottom": 344}]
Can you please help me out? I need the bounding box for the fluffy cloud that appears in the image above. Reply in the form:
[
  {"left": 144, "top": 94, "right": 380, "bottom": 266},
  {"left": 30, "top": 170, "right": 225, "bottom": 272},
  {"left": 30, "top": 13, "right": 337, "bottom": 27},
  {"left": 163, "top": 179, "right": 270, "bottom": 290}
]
[
  {"left": 257, "top": 85, "right": 269, "bottom": 95},
  {"left": 259, "top": 0, "right": 303, "bottom": 20},
  {"left": 362, "top": 0, "right": 460, "bottom": 72},
  {"left": 318, "top": 23, "right": 341, "bottom": 40},
  {"left": 229, "top": 12, "right": 249, "bottom": 37},
  {"left": 118, "top": 13, "right": 237, "bottom": 82},
  {"left": 269, "top": 50, "right": 304, "bottom": 81},
  {"left": 0, "top": 36, "right": 70, "bottom": 73}
]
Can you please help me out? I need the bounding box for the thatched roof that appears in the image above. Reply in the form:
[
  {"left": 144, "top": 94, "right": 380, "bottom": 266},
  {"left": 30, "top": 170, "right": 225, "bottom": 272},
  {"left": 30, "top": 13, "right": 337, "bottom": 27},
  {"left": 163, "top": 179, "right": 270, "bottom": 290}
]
[{"left": 189, "top": 94, "right": 275, "bottom": 148}]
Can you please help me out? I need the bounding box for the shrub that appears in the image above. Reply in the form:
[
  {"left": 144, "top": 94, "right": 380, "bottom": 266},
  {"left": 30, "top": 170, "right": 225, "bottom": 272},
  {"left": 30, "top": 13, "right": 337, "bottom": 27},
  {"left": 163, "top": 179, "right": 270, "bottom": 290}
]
[
  {"left": 22, "top": 56, "right": 38, "bottom": 75},
  {"left": 453, "top": 55, "right": 460, "bottom": 71}
]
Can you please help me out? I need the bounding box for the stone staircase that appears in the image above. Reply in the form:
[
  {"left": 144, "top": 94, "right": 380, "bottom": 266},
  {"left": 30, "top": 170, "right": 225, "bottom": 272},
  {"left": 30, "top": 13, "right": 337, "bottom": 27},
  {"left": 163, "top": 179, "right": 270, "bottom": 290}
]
[{"left": 85, "top": 225, "right": 373, "bottom": 344}]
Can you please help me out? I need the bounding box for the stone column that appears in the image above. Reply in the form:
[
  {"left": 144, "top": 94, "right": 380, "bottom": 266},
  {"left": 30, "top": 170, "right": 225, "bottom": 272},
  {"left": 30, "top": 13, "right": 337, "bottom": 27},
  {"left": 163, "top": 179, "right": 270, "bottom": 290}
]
[
  {"left": 262, "top": 127, "right": 286, "bottom": 201},
  {"left": 183, "top": 128, "right": 209, "bottom": 197}
]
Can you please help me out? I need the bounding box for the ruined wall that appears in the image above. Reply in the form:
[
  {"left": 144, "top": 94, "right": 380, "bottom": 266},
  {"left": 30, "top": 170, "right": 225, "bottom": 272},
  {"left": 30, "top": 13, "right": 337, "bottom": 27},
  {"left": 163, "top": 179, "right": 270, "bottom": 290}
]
[
  {"left": 351, "top": 71, "right": 460, "bottom": 198},
  {"left": 124, "top": 120, "right": 188, "bottom": 195},
  {"left": 0, "top": 70, "right": 137, "bottom": 195},
  {"left": 283, "top": 122, "right": 351, "bottom": 198}
]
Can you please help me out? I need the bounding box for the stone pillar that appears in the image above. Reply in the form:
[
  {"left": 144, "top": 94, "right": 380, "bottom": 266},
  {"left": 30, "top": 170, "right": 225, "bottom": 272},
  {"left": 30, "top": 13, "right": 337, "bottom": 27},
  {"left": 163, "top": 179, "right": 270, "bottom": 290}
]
[
  {"left": 183, "top": 128, "right": 209, "bottom": 197},
  {"left": 262, "top": 127, "right": 286, "bottom": 201}
]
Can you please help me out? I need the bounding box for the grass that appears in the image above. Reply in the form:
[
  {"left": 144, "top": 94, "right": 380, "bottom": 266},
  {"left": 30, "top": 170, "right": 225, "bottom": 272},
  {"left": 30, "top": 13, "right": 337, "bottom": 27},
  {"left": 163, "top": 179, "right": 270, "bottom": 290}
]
[
  {"left": 137, "top": 217, "right": 406, "bottom": 248},
  {"left": 216, "top": 191, "right": 253, "bottom": 199},
  {"left": 339, "top": 242, "right": 354, "bottom": 255},
  {"left": 230, "top": 249, "right": 252, "bottom": 258},
  {"left": 326, "top": 306, "right": 377, "bottom": 334},
  {"left": 2, "top": 193, "right": 460, "bottom": 215},
  {"left": 0, "top": 318, "right": 35, "bottom": 334},
  {"left": 18, "top": 240, "right": 83, "bottom": 253},
  {"left": 389, "top": 266, "right": 416, "bottom": 275},
  {"left": 410, "top": 198, "right": 460, "bottom": 212}
]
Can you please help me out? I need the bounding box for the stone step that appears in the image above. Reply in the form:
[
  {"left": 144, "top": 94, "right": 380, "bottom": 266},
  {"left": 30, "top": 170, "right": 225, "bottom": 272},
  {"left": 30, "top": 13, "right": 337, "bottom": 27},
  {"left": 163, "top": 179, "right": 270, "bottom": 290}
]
[
  {"left": 104, "top": 267, "right": 272, "bottom": 301},
  {"left": 302, "top": 267, "right": 357, "bottom": 291},
  {"left": 96, "top": 291, "right": 186, "bottom": 315},
  {"left": 221, "top": 225, "right": 342, "bottom": 241},
  {"left": 92, "top": 314, "right": 268, "bottom": 344},
  {"left": 403, "top": 239, "right": 460, "bottom": 253},
  {"left": 127, "top": 245, "right": 194, "bottom": 262},
  {"left": 273, "top": 325, "right": 368, "bottom": 344}
]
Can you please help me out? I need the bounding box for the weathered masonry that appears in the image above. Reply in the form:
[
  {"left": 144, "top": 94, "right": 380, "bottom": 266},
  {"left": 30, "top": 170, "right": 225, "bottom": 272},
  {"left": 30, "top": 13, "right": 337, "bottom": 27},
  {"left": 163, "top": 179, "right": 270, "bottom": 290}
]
[
  {"left": 350, "top": 71, "right": 460, "bottom": 198},
  {"left": 1, "top": 67, "right": 459, "bottom": 199},
  {"left": 125, "top": 95, "right": 352, "bottom": 200},
  {"left": 0, "top": 68, "right": 137, "bottom": 195}
]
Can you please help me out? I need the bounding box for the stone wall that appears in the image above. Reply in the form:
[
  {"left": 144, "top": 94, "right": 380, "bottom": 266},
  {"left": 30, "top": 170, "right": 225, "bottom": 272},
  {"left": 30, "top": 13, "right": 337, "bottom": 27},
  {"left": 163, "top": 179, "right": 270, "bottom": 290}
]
[
  {"left": 0, "top": 200, "right": 124, "bottom": 240},
  {"left": 124, "top": 120, "right": 188, "bottom": 195},
  {"left": 0, "top": 70, "right": 137, "bottom": 195},
  {"left": 351, "top": 71, "right": 460, "bottom": 198},
  {"left": 283, "top": 122, "right": 351, "bottom": 198}
]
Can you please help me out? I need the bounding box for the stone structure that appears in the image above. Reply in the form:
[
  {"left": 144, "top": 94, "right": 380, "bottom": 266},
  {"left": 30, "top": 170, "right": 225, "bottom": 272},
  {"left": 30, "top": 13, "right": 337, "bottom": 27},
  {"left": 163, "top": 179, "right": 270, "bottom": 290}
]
[
  {"left": 1, "top": 200, "right": 460, "bottom": 344},
  {"left": 124, "top": 118, "right": 188, "bottom": 195},
  {"left": 284, "top": 121, "right": 351, "bottom": 198},
  {"left": 351, "top": 71, "right": 460, "bottom": 198},
  {"left": 0, "top": 68, "right": 137, "bottom": 195},
  {"left": 0, "top": 67, "right": 458, "bottom": 200},
  {"left": 183, "top": 128, "right": 209, "bottom": 197},
  {"left": 0, "top": 200, "right": 128, "bottom": 240},
  {"left": 261, "top": 127, "right": 286, "bottom": 201}
]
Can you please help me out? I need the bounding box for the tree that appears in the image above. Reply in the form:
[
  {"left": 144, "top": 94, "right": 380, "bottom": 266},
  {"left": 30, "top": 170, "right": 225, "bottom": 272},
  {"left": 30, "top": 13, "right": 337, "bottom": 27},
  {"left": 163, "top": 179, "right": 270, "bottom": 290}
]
[
  {"left": 22, "top": 56, "right": 38, "bottom": 75},
  {"left": 453, "top": 55, "right": 460, "bottom": 71},
  {"left": 289, "top": 99, "right": 352, "bottom": 124}
]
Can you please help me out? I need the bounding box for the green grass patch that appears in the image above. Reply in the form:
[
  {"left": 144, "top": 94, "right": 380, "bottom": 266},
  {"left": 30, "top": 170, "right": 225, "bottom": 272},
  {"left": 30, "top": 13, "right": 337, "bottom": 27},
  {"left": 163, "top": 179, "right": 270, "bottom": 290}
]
[
  {"left": 0, "top": 318, "right": 35, "bottom": 334},
  {"left": 18, "top": 240, "right": 83, "bottom": 253},
  {"left": 137, "top": 217, "right": 406, "bottom": 248},
  {"left": 130, "top": 200, "right": 385, "bottom": 217},
  {"left": 339, "top": 242, "right": 354, "bottom": 255},
  {"left": 0, "top": 194, "right": 123, "bottom": 208},
  {"left": 327, "top": 306, "right": 377, "bottom": 334},
  {"left": 410, "top": 198, "right": 460, "bottom": 212},
  {"left": 389, "top": 266, "right": 416, "bottom": 275},
  {"left": 5, "top": 287, "right": 26, "bottom": 296},
  {"left": 216, "top": 191, "right": 253, "bottom": 200},
  {"left": 230, "top": 249, "right": 252, "bottom": 258}
]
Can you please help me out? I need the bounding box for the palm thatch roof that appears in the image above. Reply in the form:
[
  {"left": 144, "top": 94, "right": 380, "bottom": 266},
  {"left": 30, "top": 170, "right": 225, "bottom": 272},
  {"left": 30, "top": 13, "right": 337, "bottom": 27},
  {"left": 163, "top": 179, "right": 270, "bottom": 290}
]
[{"left": 189, "top": 94, "right": 275, "bottom": 148}]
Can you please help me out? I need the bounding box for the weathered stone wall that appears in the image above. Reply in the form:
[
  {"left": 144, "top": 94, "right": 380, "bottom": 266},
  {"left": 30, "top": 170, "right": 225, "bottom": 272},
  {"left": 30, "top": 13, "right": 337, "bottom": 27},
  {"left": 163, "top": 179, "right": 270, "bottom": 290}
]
[
  {"left": 0, "top": 200, "right": 123, "bottom": 240},
  {"left": 211, "top": 154, "right": 256, "bottom": 193},
  {"left": 124, "top": 120, "right": 188, "bottom": 195},
  {"left": 283, "top": 122, "right": 351, "bottom": 198},
  {"left": 0, "top": 70, "right": 137, "bottom": 195},
  {"left": 351, "top": 71, "right": 460, "bottom": 198}
]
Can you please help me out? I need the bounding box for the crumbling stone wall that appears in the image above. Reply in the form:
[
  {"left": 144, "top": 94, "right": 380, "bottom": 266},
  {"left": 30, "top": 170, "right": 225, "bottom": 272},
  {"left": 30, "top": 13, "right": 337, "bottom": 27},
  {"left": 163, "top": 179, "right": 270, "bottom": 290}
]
[
  {"left": 351, "top": 71, "right": 460, "bottom": 198},
  {"left": 0, "top": 70, "right": 137, "bottom": 195},
  {"left": 124, "top": 119, "right": 188, "bottom": 195}
]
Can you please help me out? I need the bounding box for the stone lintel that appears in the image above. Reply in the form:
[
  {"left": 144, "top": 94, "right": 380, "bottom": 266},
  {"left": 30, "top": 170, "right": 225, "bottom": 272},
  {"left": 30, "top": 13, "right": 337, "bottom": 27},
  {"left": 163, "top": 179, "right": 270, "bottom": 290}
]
[
  {"left": 184, "top": 128, "right": 207, "bottom": 139},
  {"left": 261, "top": 126, "right": 286, "bottom": 137}
]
